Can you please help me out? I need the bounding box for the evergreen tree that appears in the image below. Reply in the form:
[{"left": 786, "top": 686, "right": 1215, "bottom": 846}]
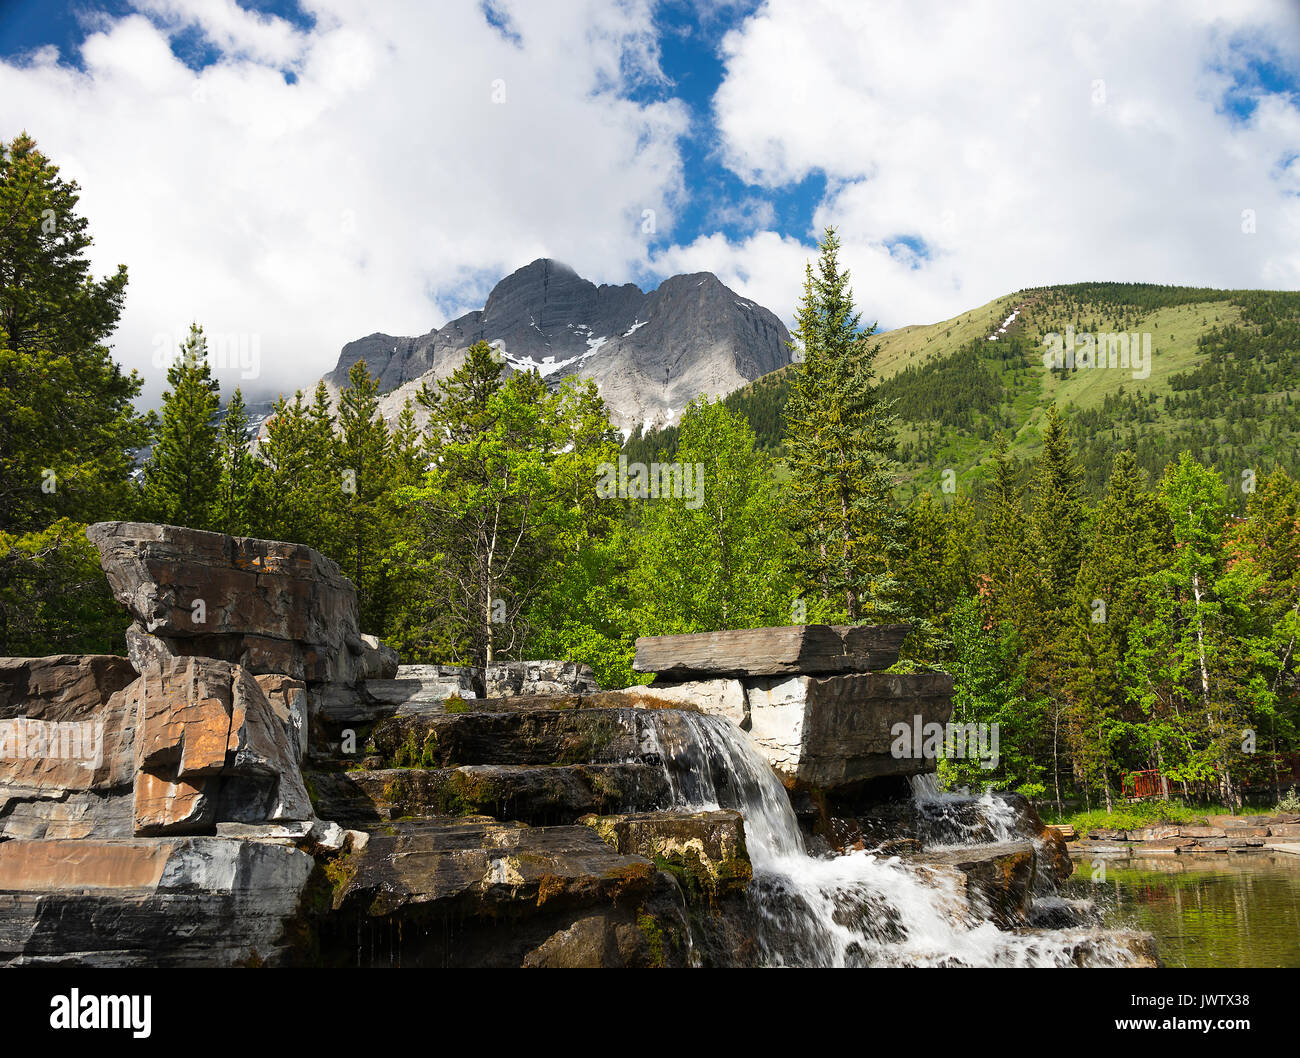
[
  {"left": 216, "top": 388, "right": 256, "bottom": 536},
  {"left": 0, "top": 133, "right": 148, "bottom": 530},
  {"left": 1063, "top": 451, "right": 1170, "bottom": 810},
  {"left": 981, "top": 432, "right": 1037, "bottom": 632},
  {"left": 140, "top": 324, "right": 221, "bottom": 529},
  {"left": 783, "top": 228, "right": 903, "bottom": 622},
  {"left": 336, "top": 359, "right": 393, "bottom": 629}
]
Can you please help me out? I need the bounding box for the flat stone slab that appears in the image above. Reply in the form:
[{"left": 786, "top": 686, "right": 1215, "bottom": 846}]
[
  {"left": 307, "top": 763, "right": 670, "bottom": 825},
  {"left": 0, "top": 837, "right": 315, "bottom": 967},
  {"left": 365, "top": 708, "right": 646, "bottom": 768},
  {"left": 333, "top": 818, "right": 658, "bottom": 917},
  {"left": 633, "top": 624, "right": 911, "bottom": 679}
]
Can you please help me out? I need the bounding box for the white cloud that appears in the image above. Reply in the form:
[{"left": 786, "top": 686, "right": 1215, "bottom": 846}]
[
  {"left": 698, "top": 0, "right": 1300, "bottom": 329},
  {"left": 0, "top": 0, "right": 689, "bottom": 401}
]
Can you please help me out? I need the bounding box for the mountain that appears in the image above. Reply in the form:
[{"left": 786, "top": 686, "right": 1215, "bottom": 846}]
[
  {"left": 626, "top": 282, "right": 1300, "bottom": 500},
  {"left": 323, "top": 258, "right": 792, "bottom": 433}
]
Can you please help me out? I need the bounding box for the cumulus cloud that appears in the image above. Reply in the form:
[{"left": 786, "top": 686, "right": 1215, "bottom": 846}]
[
  {"left": 698, "top": 0, "right": 1300, "bottom": 329},
  {"left": 1, "top": 0, "right": 1297, "bottom": 405},
  {"left": 0, "top": 0, "right": 689, "bottom": 401}
]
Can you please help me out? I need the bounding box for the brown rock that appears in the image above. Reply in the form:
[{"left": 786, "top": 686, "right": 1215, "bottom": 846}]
[
  {"left": 134, "top": 770, "right": 214, "bottom": 834},
  {"left": 86, "top": 521, "right": 364, "bottom": 682}
]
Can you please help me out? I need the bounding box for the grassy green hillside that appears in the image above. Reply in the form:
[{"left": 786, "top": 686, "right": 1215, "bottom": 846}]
[{"left": 624, "top": 282, "right": 1300, "bottom": 502}]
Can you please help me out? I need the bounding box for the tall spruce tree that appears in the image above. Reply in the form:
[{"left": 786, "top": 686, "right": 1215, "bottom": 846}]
[
  {"left": 1064, "top": 450, "right": 1170, "bottom": 810},
  {"left": 1031, "top": 404, "right": 1085, "bottom": 632},
  {"left": 336, "top": 359, "right": 393, "bottom": 629},
  {"left": 216, "top": 387, "right": 256, "bottom": 536},
  {"left": 141, "top": 324, "right": 221, "bottom": 529},
  {"left": 0, "top": 133, "right": 149, "bottom": 530},
  {"left": 783, "top": 228, "right": 902, "bottom": 622}
]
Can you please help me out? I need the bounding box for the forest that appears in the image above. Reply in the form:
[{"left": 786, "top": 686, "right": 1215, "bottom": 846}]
[{"left": 3, "top": 133, "right": 1298, "bottom": 816}]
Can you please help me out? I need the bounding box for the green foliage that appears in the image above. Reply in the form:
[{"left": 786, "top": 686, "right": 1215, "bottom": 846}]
[
  {"left": 629, "top": 397, "right": 795, "bottom": 635},
  {"left": 141, "top": 324, "right": 222, "bottom": 529},
  {"left": 0, "top": 133, "right": 150, "bottom": 532},
  {"left": 0, "top": 519, "right": 128, "bottom": 655},
  {"left": 783, "top": 228, "right": 905, "bottom": 622}
]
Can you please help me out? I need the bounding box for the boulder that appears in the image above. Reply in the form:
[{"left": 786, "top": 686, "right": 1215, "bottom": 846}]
[
  {"left": 130, "top": 657, "right": 314, "bottom": 834},
  {"left": 358, "top": 635, "right": 399, "bottom": 680},
  {"left": 634, "top": 623, "right": 911, "bottom": 680},
  {"left": 484, "top": 660, "right": 601, "bottom": 697},
  {"left": 738, "top": 672, "right": 954, "bottom": 789},
  {"left": 915, "top": 841, "right": 1037, "bottom": 928},
  {"left": 86, "top": 521, "right": 364, "bottom": 682}
]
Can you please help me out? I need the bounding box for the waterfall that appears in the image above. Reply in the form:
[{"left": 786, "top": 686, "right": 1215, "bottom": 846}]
[{"left": 640, "top": 709, "right": 1136, "bottom": 968}]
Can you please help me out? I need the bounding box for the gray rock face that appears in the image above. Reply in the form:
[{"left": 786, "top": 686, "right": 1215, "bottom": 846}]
[
  {"left": 635, "top": 624, "right": 912, "bottom": 680},
  {"left": 323, "top": 258, "right": 793, "bottom": 433},
  {"left": 87, "top": 521, "right": 368, "bottom": 683},
  {"left": 0, "top": 836, "right": 316, "bottom": 966}
]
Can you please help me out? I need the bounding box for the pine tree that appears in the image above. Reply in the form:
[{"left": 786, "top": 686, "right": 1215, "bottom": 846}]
[
  {"left": 1031, "top": 404, "right": 1084, "bottom": 633},
  {"left": 783, "top": 228, "right": 903, "bottom": 622},
  {"left": 1064, "top": 450, "right": 1170, "bottom": 810},
  {"left": 0, "top": 133, "right": 149, "bottom": 530},
  {"left": 141, "top": 324, "right": 221, "bottom": 529},
  {"left": 981, "top": 432, "right": 1036, "bottom": 631},
  {"left": 216, "top": 388, "right": 256, "bottom": 536},
  {"left": 336, "top": 359, "right": 392, "bottom": 629}
]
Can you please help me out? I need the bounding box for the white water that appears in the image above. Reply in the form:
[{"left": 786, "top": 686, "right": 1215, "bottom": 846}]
[{"left": 640, "top": 710, "right": 1140, "bottom": 967}]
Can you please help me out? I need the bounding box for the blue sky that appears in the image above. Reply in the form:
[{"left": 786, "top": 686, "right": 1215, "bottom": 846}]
[{"left": 1, "top": 0, "right": 1298, "bottom": 401}]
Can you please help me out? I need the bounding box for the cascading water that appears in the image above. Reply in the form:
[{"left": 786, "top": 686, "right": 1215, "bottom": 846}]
[{"left": 639, "top": 709, "right": 1141, "bottom": 967}]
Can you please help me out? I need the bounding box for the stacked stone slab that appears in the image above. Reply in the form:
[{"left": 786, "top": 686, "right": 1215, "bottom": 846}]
[
  {"left": 0, "top": 523, "right": 403, "bottom": 964},
  {"left": 633, "top": 624, "right": 953, "bottom": 790}
]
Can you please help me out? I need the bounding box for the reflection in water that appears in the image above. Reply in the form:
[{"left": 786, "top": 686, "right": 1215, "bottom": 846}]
[{"left": 1065, "top": 851, "right": 1300, "bottom": 968}]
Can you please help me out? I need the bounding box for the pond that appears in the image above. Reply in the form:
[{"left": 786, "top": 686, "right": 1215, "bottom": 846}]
[{"left": 1064, "top": 849, "right": 1300, "bottom": 968}]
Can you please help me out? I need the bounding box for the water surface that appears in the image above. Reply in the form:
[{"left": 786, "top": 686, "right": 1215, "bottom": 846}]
[{"left": 1065, "top": 850, "right": 1300, "bottom": 968}]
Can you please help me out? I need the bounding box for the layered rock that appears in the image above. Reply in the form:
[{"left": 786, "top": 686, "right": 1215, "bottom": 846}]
[
  {"left": 0, "top": 836, "right": 316, "bottom": 966},
  {"left": 634, "top": 624, "right": 912, "bottom": 680},
  {"left": 632, "top": 624, "right": 951, "bottom": 792},
  {"left": 87, "top": 521, "right": 366, "bottom": 683}
]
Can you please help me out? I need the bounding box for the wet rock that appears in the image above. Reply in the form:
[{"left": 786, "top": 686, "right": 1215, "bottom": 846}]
[
  {"left": 86, "top": 521, "right": 364, "bottom": 682},
  {"left": 312, "top": 818, "right": 686, "bottom": 967},
  {"left": 0, "top": 837, "right": 316, "bottom": 966},
  {"left": 582, "top": 810, "right": 752, "bottom": 900},
  {"left": 306, "top": 763, "right": 670, "bottom": 826},
  {"left": 634, "top": 623, "right": 911, "bottom": 679},
  {"left": 915, "top": 841, "right": 1037, "bottom": 928},
  {"left": 1019, "top": 928, "right": 1162, "bottom": 968}
]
